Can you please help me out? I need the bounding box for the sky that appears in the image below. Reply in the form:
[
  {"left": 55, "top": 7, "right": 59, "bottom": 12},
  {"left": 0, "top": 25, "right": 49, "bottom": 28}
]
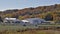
[{"left": 0, "top": 0, "right": 60, "bottom": 11}]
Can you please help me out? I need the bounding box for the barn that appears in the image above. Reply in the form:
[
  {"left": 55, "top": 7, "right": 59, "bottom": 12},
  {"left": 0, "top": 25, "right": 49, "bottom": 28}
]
[
  {"left": 4, "top": 18, "right": 24, "bottom": 25},
  {"left": 22, "top": 18, "right": 46, "bottom": 25}
]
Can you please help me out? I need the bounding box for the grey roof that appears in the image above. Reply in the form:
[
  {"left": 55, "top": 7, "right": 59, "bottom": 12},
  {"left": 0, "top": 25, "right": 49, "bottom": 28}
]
[
  {"left": 25, "top": 18, "right": 45, "bottom": 24},
  {"left": 26, "top": 18, "right": 45, "bottom": 21}
]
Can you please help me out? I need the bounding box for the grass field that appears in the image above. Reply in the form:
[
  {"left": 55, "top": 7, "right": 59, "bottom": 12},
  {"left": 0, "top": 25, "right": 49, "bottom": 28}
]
[
  {"left": 0, "top": 29, "right": 60, "bottom": 34},
  {"left": 0, "top": 24, "right": 60, "bottom": 34}
]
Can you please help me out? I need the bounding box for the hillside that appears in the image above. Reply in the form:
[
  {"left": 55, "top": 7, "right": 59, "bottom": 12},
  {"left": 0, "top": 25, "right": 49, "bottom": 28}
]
[{"left": 0, "top": 4, "right": 60, "bottom": 22}]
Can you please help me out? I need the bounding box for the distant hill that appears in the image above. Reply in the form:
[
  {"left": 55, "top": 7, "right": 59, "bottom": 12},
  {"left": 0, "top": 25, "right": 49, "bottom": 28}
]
[{"left": 0, "top": 4, "right": 60, "bottom": 21}]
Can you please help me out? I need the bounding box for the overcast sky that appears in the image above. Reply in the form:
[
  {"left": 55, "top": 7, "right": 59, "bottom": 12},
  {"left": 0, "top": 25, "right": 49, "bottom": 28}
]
[{"left": 0, "top": 0, "right": 60, "bottom": 11}]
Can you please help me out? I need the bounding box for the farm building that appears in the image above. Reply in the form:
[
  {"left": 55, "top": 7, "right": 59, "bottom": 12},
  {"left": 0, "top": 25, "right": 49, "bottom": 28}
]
[
  {"left": 21, "top": 18, "right": 54, "bottom": 25},
  {"left": 3, "top": 18, "right": 24, "bottom": 25},
  {"left": 2, "top": 18, "right": 53, "bottom": 26},
  {"left": 22, "top": 18, "right": 46, "bottom": 24}
]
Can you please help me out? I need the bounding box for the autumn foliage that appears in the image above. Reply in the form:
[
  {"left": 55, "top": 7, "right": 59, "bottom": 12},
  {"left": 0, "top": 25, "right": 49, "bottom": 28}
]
[{"left": 0, "top": 4, "right": 60, "bottom": 22}]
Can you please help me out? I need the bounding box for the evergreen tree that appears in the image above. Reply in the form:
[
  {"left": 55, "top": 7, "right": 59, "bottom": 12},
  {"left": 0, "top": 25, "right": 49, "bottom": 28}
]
[{"left": 0, "top": 16, "right": 3, "bottom": 22}]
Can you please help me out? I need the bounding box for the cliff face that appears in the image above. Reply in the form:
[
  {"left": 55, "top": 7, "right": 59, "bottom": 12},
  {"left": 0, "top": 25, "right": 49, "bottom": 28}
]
[{"left": 0, "top": 4, "right": 60, "bottom": 20}]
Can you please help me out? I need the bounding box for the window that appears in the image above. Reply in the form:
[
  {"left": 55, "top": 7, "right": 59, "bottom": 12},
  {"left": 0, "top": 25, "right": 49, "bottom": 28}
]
[
  {"left": 15, "top": 21, "right": 20, "bottom": 23},
  {"left": 33, "top": 20, "right": 39, "bottom": 23}
]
